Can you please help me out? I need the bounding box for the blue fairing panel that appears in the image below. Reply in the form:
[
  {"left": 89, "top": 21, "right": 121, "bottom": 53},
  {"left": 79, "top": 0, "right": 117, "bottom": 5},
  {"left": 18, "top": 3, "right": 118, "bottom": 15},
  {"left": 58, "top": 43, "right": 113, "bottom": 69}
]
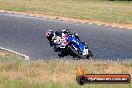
[{"left": 68, "top": 36, "right": 84, "bottom": 53}]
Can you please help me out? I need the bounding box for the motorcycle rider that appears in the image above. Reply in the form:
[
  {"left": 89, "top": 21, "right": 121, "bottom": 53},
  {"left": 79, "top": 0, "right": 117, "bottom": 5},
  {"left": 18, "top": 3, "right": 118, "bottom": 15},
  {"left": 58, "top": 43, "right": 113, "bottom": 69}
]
[
  {"left": 56, "top": 29, "right": 80, "bottom": 40},
  {"left": 46, "top": 29, "right": 83, "bottom": 47},
  {"left": 45, "top": 29, "right": 91, "bottom": 58},
  {"left": 52, "top": 29, "right": 70, "bottom": 45},
  {"left": 45, "top": 29, "right": 68, "bottom": 47}
]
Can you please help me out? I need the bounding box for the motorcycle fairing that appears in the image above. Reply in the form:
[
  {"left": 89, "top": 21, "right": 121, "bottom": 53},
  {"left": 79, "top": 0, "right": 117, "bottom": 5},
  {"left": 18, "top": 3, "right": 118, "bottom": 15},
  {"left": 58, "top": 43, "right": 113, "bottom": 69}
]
[{"left": 68, "top": 36, "right": 88, "bottom": 55}]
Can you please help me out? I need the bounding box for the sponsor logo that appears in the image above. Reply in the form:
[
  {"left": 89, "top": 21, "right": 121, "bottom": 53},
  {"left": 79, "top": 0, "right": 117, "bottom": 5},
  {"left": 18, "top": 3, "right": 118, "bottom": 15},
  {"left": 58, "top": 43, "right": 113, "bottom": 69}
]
[{"left": 76, "top": 66, "right": 131, "bottom": 85}]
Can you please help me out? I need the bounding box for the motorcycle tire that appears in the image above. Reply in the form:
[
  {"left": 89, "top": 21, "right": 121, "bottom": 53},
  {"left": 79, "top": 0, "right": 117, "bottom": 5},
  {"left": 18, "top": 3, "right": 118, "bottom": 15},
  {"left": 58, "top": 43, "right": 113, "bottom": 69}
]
[
  {"left": 68, "top": 45, "right": 83, "bottom": 59},
  {"left": 86, "top": 50, "right": 93, "bottom": 59}
]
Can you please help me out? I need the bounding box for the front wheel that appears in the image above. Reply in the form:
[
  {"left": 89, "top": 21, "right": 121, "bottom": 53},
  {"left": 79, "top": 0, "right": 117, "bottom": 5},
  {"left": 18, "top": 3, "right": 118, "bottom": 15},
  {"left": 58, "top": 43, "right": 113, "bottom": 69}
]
[
  {"left": 86, "top": 50, "right": 93, "bottom": 59},
  {"left": 68, "top": 45, "right": 83, "bottom": 59}
]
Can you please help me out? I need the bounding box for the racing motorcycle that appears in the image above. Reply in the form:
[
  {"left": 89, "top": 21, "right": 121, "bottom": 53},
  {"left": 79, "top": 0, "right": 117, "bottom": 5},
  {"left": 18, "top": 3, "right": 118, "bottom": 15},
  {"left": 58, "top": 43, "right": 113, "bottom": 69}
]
[{"left": 45, "top": 30, "right": 93, "bottom": 59}]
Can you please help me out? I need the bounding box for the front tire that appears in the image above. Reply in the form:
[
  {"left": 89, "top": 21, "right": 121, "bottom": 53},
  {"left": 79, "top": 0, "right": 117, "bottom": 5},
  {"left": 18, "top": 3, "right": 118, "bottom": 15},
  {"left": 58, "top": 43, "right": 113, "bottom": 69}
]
[
  {"left": 68, "top": 45, "right": 83, "bottom": 59},
  {"left": 86, "top": 50, "right": 93, "bottom": 59}
]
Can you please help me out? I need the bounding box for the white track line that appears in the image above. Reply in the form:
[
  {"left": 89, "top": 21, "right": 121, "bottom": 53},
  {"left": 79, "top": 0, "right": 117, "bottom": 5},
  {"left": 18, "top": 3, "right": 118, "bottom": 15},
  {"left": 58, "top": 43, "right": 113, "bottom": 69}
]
[{"left": 0, "top": 47, "right": 29, "bottom": 60}]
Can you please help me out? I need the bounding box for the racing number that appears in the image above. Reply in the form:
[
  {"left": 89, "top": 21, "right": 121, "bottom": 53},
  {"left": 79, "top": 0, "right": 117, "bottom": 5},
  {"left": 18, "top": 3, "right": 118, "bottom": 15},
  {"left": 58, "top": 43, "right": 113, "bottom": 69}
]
[{"left": 61, "top": 36, "right": 68, "bottom": 45}]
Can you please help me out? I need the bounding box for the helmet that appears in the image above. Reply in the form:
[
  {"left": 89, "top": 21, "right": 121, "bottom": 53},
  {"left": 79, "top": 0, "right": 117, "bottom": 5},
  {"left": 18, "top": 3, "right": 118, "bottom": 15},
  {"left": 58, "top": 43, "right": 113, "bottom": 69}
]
[{"left": 63, "top": 29, "right": 70, "bottom": 34}]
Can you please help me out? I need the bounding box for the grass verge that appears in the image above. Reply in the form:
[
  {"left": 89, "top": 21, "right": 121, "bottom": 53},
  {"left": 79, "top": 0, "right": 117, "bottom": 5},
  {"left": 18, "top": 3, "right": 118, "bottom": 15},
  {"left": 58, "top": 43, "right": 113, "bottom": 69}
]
[
  {"left": 0, "top": 49, "right": 132, "bottom": 88},
  {"left": 0, "top": 0, "right": 132, "bottom": 25}
]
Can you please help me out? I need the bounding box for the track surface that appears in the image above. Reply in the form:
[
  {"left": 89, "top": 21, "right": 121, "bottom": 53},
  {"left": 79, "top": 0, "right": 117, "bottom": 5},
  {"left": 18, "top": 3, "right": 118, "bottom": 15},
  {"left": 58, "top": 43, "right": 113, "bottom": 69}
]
[{"left": 0, "top": 13, "right": 132, "bottom": 60}]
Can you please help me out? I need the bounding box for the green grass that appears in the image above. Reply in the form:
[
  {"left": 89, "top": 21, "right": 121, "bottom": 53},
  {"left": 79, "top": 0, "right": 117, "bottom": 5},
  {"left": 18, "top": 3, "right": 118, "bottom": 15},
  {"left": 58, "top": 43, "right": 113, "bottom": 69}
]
[
  {"left": 0, "top": 0, "right": 132, "bottom": 24},
  {"left": 0, "top": 49, "right": 24, "bottom": 61},
  {"left": 0, "top": 77, "right": 132, "bottom": 88},
  {"left": 0, "top": 50, "right": 132, "bottom": 88}
]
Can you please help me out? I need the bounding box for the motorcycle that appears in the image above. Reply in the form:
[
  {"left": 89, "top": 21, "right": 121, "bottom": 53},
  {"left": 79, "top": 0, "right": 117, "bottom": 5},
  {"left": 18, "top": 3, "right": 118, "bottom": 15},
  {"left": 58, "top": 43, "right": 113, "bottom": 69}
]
[{"left": 45, "top": 30, "right": 93, "bottom": 59}]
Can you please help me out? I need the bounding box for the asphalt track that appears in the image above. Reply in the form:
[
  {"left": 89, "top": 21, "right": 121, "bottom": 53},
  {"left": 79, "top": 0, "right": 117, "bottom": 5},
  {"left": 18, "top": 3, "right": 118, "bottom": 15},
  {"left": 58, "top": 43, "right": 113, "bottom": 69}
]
[{"left": 0, "top": 13, "right": 132, "bottom": 60}]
